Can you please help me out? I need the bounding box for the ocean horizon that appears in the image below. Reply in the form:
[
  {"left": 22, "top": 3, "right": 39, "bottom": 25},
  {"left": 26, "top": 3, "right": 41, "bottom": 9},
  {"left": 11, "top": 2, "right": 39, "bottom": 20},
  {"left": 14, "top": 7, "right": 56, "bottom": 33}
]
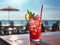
[{"left": 0, "top": 20, "right": 60, "bottom": 26}]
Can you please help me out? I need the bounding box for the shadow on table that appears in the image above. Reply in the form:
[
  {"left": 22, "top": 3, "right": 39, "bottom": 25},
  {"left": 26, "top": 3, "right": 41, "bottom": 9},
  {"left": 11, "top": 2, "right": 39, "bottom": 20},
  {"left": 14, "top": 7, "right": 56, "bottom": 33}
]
[
  {"left": 41, "top": 41, "right": 50, "bottom": 45},
  {"left": 0, "top": 38, "right": 10, "bottom": 45},
  {"left": 30, "top": 41, "right": 50, "bottom": 45}
]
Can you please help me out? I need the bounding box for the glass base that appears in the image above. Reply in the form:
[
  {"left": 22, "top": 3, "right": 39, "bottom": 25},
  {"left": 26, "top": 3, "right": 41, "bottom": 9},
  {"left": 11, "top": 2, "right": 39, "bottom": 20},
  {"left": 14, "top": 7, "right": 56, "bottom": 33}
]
[{"left": 31, "top": 39, "right": 41, "bottom": 44}]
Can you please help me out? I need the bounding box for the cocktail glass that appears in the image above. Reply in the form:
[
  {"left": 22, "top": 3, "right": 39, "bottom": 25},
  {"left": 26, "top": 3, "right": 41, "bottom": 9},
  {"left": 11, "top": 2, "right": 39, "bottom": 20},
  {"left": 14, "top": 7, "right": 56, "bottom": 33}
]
[{"left": 29, "top": 16, "right": 42, "bottom": 43}]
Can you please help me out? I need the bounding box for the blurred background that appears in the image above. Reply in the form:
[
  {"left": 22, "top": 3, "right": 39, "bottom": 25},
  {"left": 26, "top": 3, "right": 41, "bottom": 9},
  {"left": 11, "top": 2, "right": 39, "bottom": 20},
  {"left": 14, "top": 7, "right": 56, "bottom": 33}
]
[{"left": 0, "top": 0, "right": 60, "bottom": 35}]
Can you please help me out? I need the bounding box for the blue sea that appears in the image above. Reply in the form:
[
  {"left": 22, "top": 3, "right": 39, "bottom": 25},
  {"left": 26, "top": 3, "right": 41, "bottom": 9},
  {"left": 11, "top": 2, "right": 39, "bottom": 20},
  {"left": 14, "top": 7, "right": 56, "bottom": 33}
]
[{"left": 0, "top": 20, "right": 60, "bottom": 26}]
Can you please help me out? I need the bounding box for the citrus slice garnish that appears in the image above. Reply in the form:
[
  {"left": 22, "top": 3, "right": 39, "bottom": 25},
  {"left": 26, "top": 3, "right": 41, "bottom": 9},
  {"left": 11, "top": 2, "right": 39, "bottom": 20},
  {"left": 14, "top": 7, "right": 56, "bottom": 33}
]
[{"left": 25, "top": 13, "right": 30, "bottom": 21}]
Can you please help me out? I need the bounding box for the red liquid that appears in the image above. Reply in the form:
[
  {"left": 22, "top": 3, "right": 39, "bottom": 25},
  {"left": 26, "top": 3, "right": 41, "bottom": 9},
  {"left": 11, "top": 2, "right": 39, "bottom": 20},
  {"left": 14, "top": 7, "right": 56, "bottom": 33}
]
[{"left": 29, "top": 16, "right": 42, "bottom": 41}]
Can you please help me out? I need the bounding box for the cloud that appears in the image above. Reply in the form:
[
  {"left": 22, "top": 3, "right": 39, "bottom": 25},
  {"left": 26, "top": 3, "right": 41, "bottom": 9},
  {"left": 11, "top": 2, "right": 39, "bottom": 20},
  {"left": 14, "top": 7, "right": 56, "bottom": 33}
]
[
  {"left": 42, "top": 10, "right": 60, "bottom": 20},
  {"left": 0, "top": 11, "right": 25, "bottom": 20},
  {"left": 44, "top": 4, "right": 60, "bottom": 10},
  {"left": 0, "top": 2, "right": 60, "bottom": 20},
  {"left": 0, "top": 1, "right": 10, "bottom": 8},
  {"left": 0, "top": 10, "right": 60, "bottom": 20},
  {"left": 9, "top": 0, "right": 30, "bottom": 6},
  {"left": 9, "top": 12, "right": 26, "bottom": 20},
  {"left": 0, "top": 11, "right": 8, "bottom": 20},
  {"left": 32, "top": 9, "right": 60, "bottom": 20},
  {"left": 0, "top": 2, "right": 9, "bottom": 5}
]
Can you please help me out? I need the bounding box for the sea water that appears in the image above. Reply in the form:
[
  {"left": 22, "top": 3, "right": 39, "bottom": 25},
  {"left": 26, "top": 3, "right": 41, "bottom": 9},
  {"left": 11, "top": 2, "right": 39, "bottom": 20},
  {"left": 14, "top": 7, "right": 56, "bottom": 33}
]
[{"left": 0, "top": 20, "right": 60, "bottom": 26}]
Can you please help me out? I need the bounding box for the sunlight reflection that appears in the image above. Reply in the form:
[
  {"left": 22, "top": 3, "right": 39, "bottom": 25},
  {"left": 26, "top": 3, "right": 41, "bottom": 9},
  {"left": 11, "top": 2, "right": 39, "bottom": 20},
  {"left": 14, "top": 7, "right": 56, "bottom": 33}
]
[{"left": 9, "top": 35, "right": 18, "bottom": 41}]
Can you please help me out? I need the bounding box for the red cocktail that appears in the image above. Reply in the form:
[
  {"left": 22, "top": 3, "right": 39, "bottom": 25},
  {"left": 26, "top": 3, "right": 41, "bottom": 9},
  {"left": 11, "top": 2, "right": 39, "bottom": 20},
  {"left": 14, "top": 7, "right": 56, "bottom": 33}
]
[{"left": 29, "top": 16, "right": 42, "bottom": 42}]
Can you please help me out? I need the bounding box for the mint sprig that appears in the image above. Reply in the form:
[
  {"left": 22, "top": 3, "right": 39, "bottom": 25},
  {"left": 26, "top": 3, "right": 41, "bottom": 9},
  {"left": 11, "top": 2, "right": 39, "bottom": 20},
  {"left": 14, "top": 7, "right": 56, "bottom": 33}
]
[{"left": 27, "top": 10, "right": 35, "bottom": 17}]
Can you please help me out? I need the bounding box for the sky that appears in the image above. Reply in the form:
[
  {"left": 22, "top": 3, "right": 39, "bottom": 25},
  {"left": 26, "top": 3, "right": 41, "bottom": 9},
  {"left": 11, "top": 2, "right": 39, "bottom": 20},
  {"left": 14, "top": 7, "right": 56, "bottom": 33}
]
[{"left": 0, "top": 0, "right": 60, "bottom": 20}]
